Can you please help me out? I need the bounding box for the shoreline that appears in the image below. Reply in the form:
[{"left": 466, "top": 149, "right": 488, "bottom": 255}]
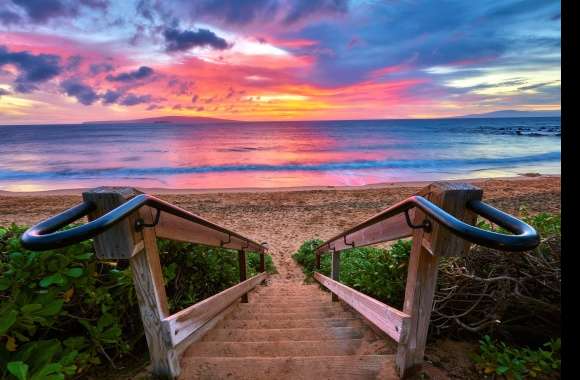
[{"left": 0, "top": 174, "right": 560, "bottom": 196}]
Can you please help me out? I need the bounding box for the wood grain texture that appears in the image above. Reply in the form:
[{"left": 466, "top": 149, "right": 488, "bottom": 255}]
[
  {"left": 179, "top": 355, "right": 397, "bottom": 380},
  {"left": 331, "top": 251, "right": 340, "bottom": 302},
  {"left": 418, "top": 182, "right": 482, "bottom": 257},
  {"left": 130, "top": 206, "right": 179, "bottom": 378},
  {"left": 82, "top": 187, "right": 142, "bottom": 259},
  {"left": 314, "top": 273, "right": 410, "bottom": 343},
  {"left": 163, "top": 272, "right": 267, "bottom": 347},
  {"left": 396, "top": 182, "right": 481, "bottom": 377},
  {"left": 239, "top": 250, "right": 248, "bottom": 303},
  {"left": 155, "top": 211, "right": 264, "bottom": 252},
  {"left": 321, "top": 212, "right": 412, "bottom": 253}
]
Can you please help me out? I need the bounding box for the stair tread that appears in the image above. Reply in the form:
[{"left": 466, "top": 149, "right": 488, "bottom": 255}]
[
  {"left": 228, "top": 311, "right": 355, "bottom": 320},
  {"left": 179, "top": 355, "right": 397, "bottom": 380},
  {"left": 183, "top": 339, "right": 395, "bottom": 357},
  {"left": 220, "top": 318, "right": 361, "bottom": 329},
  {"left": 203, "top": 327, "right": 364, "bottom": 342}
]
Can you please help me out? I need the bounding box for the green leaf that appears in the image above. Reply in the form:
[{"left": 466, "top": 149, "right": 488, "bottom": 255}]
[
  {"left": 30, "top": 363, "right": 63, "bottom": 380},
  {"left": 73, "top": 252, "right": 93, "bottom": 260},
  {"left": 0, "top": 277, "right": 12, "bottom": 290},
  {"left": 21, "top": 304, "right": 43, "bottom": 314},
  {"left": 7, "top": 361, "right": 29, "bottom": 380},
  {"left": 65, "top": 268, "right": 83, "bottom": 278},
  {"left": 37, "top": 300, "right": 64, "bottom": 317},
  {"left": 39, "top": 273, "right": 65, "bottom": 288},
  {"left": 497, "top": 365, "right": 510, "bottom": 374},
  {"left": 0, "top": 309, "right": 18, "bottom": 335}
]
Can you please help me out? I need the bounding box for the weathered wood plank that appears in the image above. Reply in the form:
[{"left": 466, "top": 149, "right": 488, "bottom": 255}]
[
  {"left": 418, "top": 182, "right": 482, "bottom": 257},
  {"left": 331, "top": 250, "right": 340, "bottom": 302},
  {"left": 239, "top": 250, "right": 248, "bottom": 303},
  {"left": 155, "top": 211, "right": 264, "bottom": 252},
  {"left": 163, "top": 272, "right": 267, "bottom": 347},
  {"left": 82, "top": 187, "right": 142, "bottom": 259},
  {"left": 396, "top": 182, "right": 481, "bottom": 378},
  {"left": 130, "top": 206, "right": 179, "bottom": 378},
  {"left": 321, "top": 212, "right": 412, "bottom": 253},
  {"left": 85, "top": 188, "right": 179, "bottom": 378},
  {"left": 314, "top": 272, "right": 410, "bottom": 343}
]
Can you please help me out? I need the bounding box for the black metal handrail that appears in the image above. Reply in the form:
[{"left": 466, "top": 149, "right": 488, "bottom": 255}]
[
  {"left": 20, "top": 194, "right": 267, "bottom": 253},
  {"left": 316, "top": 195, "right": 539, "bottom": 254}
]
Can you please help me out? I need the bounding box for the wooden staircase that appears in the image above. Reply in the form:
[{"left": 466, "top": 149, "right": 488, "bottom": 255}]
[
  {"left": 179, "top": 280, "right": 398, "bottom": 379},
  {"left": 21, "top": 184, "right": 538, "bottom": 378}
]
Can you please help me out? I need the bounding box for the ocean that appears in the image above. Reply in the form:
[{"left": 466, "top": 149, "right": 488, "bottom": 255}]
[{"left": 0, "top": 117, "right": 561, "bottom": 191}]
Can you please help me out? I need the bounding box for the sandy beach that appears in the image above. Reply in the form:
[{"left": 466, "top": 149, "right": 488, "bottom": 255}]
[{"left": 0, "top": 175, "right": 560, "bottom": 281}]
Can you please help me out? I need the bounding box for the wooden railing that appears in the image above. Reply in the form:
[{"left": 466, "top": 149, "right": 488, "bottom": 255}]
[
  {"left": 313, "top": 182, "right": 539, "bottom": 378},
  {"left": 21, "top": 187, "right": 269, "bottom": 379}
]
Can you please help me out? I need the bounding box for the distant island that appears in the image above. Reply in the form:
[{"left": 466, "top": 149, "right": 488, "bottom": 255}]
[
  {"left": 455, "top": 110, "right": 561, "bottom": 118},
  {"left": 83, "top": 116, "right": 236, "bottom": 125}
]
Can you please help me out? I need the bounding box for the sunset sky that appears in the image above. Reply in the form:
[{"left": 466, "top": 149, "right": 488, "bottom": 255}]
[{"left": 0, "top": 0, "right": 561, "bottom": 124}]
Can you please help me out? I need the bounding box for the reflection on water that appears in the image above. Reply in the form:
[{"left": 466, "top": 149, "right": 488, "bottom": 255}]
[{"left": 0, "top": 118, "right": 561, "bottom": 191}]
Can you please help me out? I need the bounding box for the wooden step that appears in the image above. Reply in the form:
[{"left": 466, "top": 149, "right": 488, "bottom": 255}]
[
  {"left": 228, "top": 310, "right": 354, "bottom": 320},
  {"left": 202, "top": 327, "right": 363, "bottom": 342},
  {"left": 256, "top": 291, "right": 325, "bottom": 296},
  {"left": 179, "top": 355, "right": 397, "bottom": 380},
  {"left": 219, "top": 317, "right": 362, "bottom": 329},
  {"left": 237, "top": 304, "right": 344, "bottom": 313},
  {"left": 248, "top": 300, "right": 329, "bottom": 307},
  {"left": 183, "top": 339, "right": 375, "bottom": 357},
  {"left": 251, "top": 296, "right": 329, "bottom": 302}
]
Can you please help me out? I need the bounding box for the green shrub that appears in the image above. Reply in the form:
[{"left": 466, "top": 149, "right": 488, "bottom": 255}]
[
  {"left": 293, "top": 239, "right": 411, "bottom": 308},
  {"left": 0, "top": 224, "right": 275, "bottom": 379},
  {"left": 473, "top": 335, "right": 561, "bottom": 379}
]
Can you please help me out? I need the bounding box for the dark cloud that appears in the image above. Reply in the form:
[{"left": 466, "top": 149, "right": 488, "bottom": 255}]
[
  {"left": 65, "top": 55, "right": 82, "bottom": 71},
  {"left": 163, "top": 27, "right": 230, "bottom": 52},
  {"left": 0, "top": 45, "right": 62, "bottom": 92},
  {"left": 10, "top": 0, "right": 108, "bottom": 23},
  {"left": 0, "top": 9, "right": 22, "bottom": 25},
  {"left": 119, "top": 93, "right": 152, "bottom": 106},
  {"left": 167, "top": 78, "right": 195, "bottom": 95},
  {"left": 106, "top": 66, "right": 154, "bottom": 82},
  {"left": 60, "top": 78, "right": 99, "bottom": 105},
  {"left": 146, "top": 104, "right": 162, "bottom": 110},
  {"left": 12, "top": 0, "right": 74, "bottom": 23},
  {"left": 79, "top": 0, "right": 109, "bottom": 10},
  {"left": 192, "top": 0, "right": 279, "bottom": 25},
  {"left": 283, "top": 0, "right": 348, "bottom": 25},
  {"left": 0, "top": 88, "right": 11, "bottom": 97},
  {"left": 89, "top": 62, "right": 114, "bottom": 75},
  {"left": 191, "top": 94, "right": 198, "bottom": 103},
  {"left": 182, "top": 0, "right": 347, "bottom": 26},
  {"left": 101, "top": 89, "right": 123, "bottom": 104}
]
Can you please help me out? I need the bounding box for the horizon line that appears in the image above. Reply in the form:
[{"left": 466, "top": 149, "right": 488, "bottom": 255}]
[{"left": 0, "top": 109, "right": 562, "bottom": 126}]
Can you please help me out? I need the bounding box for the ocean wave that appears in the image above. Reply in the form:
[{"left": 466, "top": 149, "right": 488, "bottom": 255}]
[{"left": 0, "top": 151, "right": 561, "bottom": 180}]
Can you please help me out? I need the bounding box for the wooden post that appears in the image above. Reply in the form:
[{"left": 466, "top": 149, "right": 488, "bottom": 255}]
[
  {"left": 239, "top": 250, "right": 248, "bottom": 303},
  {"left": 83, "top": 188, "right": 180, "bottom": 379},
  {"left": 331, "top": 250, "right": 340, "bottom": 302},
  {"left": 396, "top": 182, "right": 482, "bottom": 378},
  {"left": 315, "top": 253, "right": 321, "bottom": 270},
  {"left": 259, "top": 252, "right": 265, "bottom": 273}
]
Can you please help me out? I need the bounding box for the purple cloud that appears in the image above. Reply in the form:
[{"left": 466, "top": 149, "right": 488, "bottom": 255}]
[
  {"left": 163, "top": 27, "right": 230, "bottom": 51},
  {"left": 119, "top": 93, "right": 152, "bottom": 106},
  {"left": 0, "top": 45, "right": 61, "bottom": 92},
  {"left": 60, "top": 78, "right": 98, "bottom": 105},
  {"left": 101, "top": 89, "right": 123, "bottom": 104},
  {"left": 90, "top": 62, "right": 114, "bottom": 75},
  {"left": 106, "top": 66, "right": 154, "bottom": 82}
]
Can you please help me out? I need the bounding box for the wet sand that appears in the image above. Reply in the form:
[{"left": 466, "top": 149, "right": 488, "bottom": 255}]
[{"left": 0, "top": 175, "right": 561, "bottom": 280}]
